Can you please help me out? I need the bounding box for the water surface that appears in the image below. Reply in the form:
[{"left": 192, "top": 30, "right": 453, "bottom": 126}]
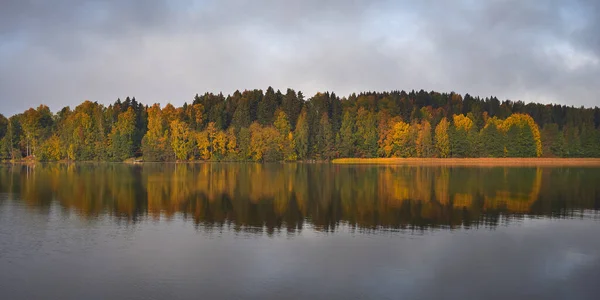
[{"left": 1, "top": 163, "right": 599, "bottom": 299}]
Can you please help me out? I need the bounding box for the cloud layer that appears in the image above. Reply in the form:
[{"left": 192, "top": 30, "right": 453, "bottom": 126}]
[{"left": 1, "top": 0, "right": 599, "bottom": 115}]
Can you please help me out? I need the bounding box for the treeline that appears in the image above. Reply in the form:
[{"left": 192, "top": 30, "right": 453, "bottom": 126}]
[{"left": 1, "top": 88, "right": 599, "bottom": 161}]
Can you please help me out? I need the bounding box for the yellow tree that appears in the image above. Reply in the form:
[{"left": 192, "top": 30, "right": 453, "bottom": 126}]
[
  {"left": 250, "top": 122, "right": 280, "bottom": 161},
  {"left": 415, "top": 120, "right": 433, "bottom": 157},
  {"left": 379, "top": 116, "right": 402, "bottom": 157},
  {"left": 452, "top": 114, "right": 473, "bottom": 132},
  {"left": 435, "top": 118, "right": 450, "bottom": 158},
  {"left": 38, "top": 135, "right": 63, "bottom": 161},
  {"left": 206, "top": 121, "right": 217, "bottom": 156},
  {"left": 274, "top": 110, "right": 296, "bottom": 161},
  {"left": 170, "top": 120, "right": 194, "bottom": 161},
  {"left": 390, "top": 121, "right": 412, "bottom": 157},
  {"left": 196, "top": 131, "right": 211, "bottom": 160},
  {"left": 213, "top": 131, "right": 228, "bottom": 158},
  {"left": 142, "top": 104, "right": 170, "bottom": 161},
  {"left": 226, "top": 127, "right": 238, "bottom": 158},
  {"left": 185, "top": 103, "right": 204, "bottom": 130}
]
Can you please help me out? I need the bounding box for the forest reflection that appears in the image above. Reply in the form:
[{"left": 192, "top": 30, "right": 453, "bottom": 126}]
[{"left": 1, "top": 163, "right": 599, "bottom": 233}]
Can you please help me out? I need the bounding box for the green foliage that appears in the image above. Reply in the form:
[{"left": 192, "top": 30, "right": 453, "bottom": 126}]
[
  {"left": 294, "top": 108, "right": 310, "bottom": 160},
  {"left": 481, "top": 123, "right": 505, "bottom": 157},
  {"left": 505, "top": 124, "right": 536, "bottom": 157},
  {"left": 338, "top": 110, "right": 356, "bottom": 158},
  {"left": 237, "top": 127, "right": 252, "bottom": 161},
  {"left": 541, "top": 123, "right": 564, "bottom": 157},
  {"left": 257, "top": 87, "right": 278, "bottom": 125},
  {"left": 109, "top": 108, "right": 136, "bottom": 161},
  {"left": 317, "top": 113, "right": 335, "bottom": 160},
  {"left": 355, "top": 108, "right": 378, "bottom": 158}
]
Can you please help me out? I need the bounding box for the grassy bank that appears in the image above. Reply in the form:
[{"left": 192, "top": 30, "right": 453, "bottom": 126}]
[{"left": 332, "top": 158, "right": 600, "bottom": 167}]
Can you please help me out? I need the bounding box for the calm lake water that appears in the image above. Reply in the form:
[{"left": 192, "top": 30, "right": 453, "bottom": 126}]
[{"left": 1, "top": 163, "right": 599, "bottom": 300}]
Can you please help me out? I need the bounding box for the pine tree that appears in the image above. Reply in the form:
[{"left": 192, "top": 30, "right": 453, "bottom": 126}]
[
  {"left": 257, "top": 87, "right": 277, "bottom": 125},
  {"left": 355, "top": 107, "right": 378, "bottom": 157},
  {"left": 481, "top": 122, "right": 504, "bottom": 157}
]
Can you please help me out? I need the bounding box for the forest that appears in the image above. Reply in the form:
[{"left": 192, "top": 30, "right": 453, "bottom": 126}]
[{"left": 0, "top": 88, "right": 599, "bottom": 162}]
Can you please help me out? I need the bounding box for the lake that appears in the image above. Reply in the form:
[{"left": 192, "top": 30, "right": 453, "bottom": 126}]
[{"left": 1, "top": 163, "right": 599, "bottom": 300}]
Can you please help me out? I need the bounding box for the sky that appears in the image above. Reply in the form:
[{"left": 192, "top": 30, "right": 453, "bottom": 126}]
[{"left": 0, "top": 0, "right": 599, "bottom": 116}]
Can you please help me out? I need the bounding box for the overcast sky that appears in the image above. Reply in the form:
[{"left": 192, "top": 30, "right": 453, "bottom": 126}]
[{"left": 1, "top": 0, "right": 599, "bottom": 116}]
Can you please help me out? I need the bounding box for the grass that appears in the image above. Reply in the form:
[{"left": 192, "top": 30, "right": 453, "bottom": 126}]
[{"left": 331, "top": 157, "right": 600, "bottom": 167}]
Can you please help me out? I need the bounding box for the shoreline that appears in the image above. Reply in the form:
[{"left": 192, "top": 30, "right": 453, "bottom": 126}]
[
  {"left": 331, "top": 158, "right": 600, "bottom": 167},
  {"left": 3, "top": 158, "right": 600, "bottom": 167}
]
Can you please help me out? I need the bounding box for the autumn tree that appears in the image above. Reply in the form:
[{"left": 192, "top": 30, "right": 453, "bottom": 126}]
[
  {"left": 274, "top": 110, "right": 296, "bottom": 161},
  {"left": 390, "top": 120, "right": 413, "bottom": 157},
  {"left": 170, "top": 119, "right": 194, "bottom": 161},
  {"left": 415, "top": 120, "right": 434, "bottom": 157},
  {"left": 142, "top": 104, "right": 172, "bottom": 161},
  {"left": 500, "top": 113, "right": 542, "bottom": 157},
  {"left": 435, "top": 118, "right": 450, "bottom": 158},
  {"left": 250, "top": 122, "right": 280, "bottom": 162}
]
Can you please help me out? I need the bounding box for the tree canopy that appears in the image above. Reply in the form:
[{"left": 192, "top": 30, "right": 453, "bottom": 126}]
[{"left": 1, "top": 88, "right": 599, "bottom": 162}]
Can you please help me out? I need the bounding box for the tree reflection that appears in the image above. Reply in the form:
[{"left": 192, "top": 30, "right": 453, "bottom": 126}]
[{"left": 0, "top": 163, "right": 598, "bottom": 233}]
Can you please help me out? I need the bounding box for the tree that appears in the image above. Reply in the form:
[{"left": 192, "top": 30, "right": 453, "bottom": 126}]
[
  {"left": 415, "top": 120, "right": 434, "bottom": 157},
  {"left": 540, "top": 123, "right": 564, "bottom": 158},
  {"left": 0, "top": 114, "right": 7, "bottom": 140},
  {"left": 142, "top": 104, "right": 172, "bottom": 161},
  {"left": 249, "top": 122, "right": 280, "bottom": 162},
  {"left": 109, "top": 107, "right": 136, "bottom": 161},
  {"left": 435, "top": 118, "right": 450, "bottom": 158},
  {"left": 196, "top": 131, "right": 211, "bottom": 160},
  {"left": 294, "top": 108, "right": 310, "bottom": 160},
  {"left": 257, "top": 86, "right": 277, "bottom": 125},
  {"left": 481, "top": 121, "right": 505, "bottom": 157},
  {"left": 500, "top": 113, "right": 542, "bottom": 157},
  {"left": 225, "top": 127, "right": 238, "bottom": 159},
  {"left": 170, "top": 120, "right": 194, "bottom": 161},
  {"left": 37, "top": 135, "right": 63, "bottom": 161},
  {"left": 185, "top": 103, "right": 204, "bottom": 131},
  {"left": 21, "top": 108, "right": 42, "bottom": 157},
  {"left": 274, "top": 110, "right": 296, "bottom": 161},
  {"left": 213, "top": 131, "right": 228, "bottom": 159},
  {"left": 338, "top": 110, "right": 356, "bottom": 157},
  {"left": 282, "top": 88, "right": 303, "bottom": 130},
  {"left": 232, "top": 97, "right": 252, "bottom": 129},
  {"left": 450, "top": 114, "right": 474, "bottom": 157},
  {"left": 317, "top": 113, "right": 335, "bottom": 159},
  {"left": 355, "top": 107, "right": 378, "bottom": 157},
  {"left": 390, "top": 120, "right": 413, "bottom": 157},
  {"left": 237, "top": 127, "right": 251, "bottom": 161}
]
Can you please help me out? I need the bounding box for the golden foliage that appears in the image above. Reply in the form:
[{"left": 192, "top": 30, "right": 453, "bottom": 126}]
[
  {"left": 435, "top": 118, "right": 450, "bottom": 158},
  {"left": 499, "top": 113, "right": 543, "bottom": 157},
  {"left": 452, "top": 114, "right": 473, "bottom": 131}
]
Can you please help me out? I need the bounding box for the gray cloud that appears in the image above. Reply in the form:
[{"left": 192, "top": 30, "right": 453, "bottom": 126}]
[{"left": 0, "top": 0, "right": 598, "bottom": 116}]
